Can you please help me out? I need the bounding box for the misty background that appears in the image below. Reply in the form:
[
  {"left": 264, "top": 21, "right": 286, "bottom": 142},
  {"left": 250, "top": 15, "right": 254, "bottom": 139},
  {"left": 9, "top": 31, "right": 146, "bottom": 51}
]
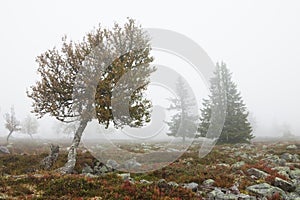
[{"left": 0, "top": 0, "right": 299, "bottom": 139}]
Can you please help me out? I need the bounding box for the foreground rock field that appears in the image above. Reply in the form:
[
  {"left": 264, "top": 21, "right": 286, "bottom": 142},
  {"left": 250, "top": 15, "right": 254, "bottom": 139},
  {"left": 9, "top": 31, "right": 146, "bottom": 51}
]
[{"left": 0, "top": 140, "right": 299, "bottom": 199}]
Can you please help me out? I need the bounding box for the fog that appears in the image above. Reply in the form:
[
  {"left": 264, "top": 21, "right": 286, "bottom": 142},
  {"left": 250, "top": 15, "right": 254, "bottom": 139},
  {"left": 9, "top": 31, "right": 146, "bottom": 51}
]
[{"left": 0, "top": 0, "right": 299, "bottom": 139}]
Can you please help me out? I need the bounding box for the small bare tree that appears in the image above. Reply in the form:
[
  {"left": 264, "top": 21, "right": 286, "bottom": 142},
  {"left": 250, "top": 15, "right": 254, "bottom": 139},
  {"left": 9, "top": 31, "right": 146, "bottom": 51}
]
[
  {"left": 4, "top": 106, "right": 21, "bottom": 143},
  {"left": 21, "top": 115, "right": 39, "bottom": 139}
]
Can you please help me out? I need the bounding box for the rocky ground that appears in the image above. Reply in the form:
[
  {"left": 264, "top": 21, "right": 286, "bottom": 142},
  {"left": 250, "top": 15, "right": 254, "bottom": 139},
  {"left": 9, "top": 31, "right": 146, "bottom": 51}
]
[{"left": 0, "top": 139, "right": 299, "bottom": 199}]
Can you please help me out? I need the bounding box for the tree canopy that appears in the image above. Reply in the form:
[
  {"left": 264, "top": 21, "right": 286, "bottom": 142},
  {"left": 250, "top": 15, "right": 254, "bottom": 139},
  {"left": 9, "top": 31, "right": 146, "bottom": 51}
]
[{"left": 27, "top": 18, "right": 156, "bottom": 173}]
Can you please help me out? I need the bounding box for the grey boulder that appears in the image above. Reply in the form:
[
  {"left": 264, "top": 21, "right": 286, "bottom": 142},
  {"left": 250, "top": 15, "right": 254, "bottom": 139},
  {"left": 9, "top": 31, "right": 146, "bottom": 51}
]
[
  {"left": 246, "top": 183, "right": 287, "bottom": 199},
  {"left": 247, "top": 168, "right": 270, "bottom": 179},
  {"left": 274, "top": 177, "right": 296, "bottom": 192},
  {"left": 0, "top": 146, "right": 10, "bottom": 154}
]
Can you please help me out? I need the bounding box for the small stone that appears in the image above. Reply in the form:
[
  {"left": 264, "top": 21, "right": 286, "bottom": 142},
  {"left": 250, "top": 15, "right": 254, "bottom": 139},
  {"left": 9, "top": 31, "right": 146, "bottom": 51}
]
[
  {"left": 262, "top": 145, "right": 268, "bottom": 150},
  {"left": 240, "top": 153, "right": 250, "bottom": 159},
  {"left": 140, "top": 179, "right": 153, "bottom": 184},
  {"left": 217, "top": 163, "right": 230, "bottom": 168},
  {"left": 232, "top": 161, "right": 245, "bottom": 168},
  {"left": 118, "top": 173, "right": 131, "bottom": 181},
  {"left": 33, "top": 174, "right": 43, "bottom": 178},
  {"left": 230, "top": 183, "right": 240, "bottom": 195},
  {"left": 237, "top": 193, "right": 255, "bottom": 200},
  {"left": 84, "top": 173, "right": 98, "bottom": 178},
  {"left": 207, "top": 188, "right": 223, "bottom": 199},
  {"left": 287, "top": 144, "right": 298, "bottom": 150},
  {"left": 202, "top": 179, "right": 215, "bottom": 187},
  {"left": 167, "top": 148, "right": 180, "bottom": 152},
  {"left": 183, "top": 182, "right": 198, "bottom": 192},
  {"left": 168, "top": 181, "right": 179, "bottom": 187}
]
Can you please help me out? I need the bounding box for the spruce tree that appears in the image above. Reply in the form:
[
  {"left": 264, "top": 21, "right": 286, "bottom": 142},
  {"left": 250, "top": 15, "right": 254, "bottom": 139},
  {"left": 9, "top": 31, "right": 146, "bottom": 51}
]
[
  {"left": 198, "top": 62, "right": 253, "bottom": 144},
  {"left": 166, "top": 77, "right": 198, "bottom": 142}
]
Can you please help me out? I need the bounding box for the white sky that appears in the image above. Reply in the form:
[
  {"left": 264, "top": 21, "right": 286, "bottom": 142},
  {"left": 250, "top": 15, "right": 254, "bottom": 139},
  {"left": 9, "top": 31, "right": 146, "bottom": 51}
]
[{"left": 0, "top": 0, "right": 299, "bottom": 137}]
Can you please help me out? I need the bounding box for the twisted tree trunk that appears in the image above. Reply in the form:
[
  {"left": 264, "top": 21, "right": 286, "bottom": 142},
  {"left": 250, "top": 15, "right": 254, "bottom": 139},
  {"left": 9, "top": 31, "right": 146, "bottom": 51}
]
[
  {"left": 6, "top": 131, "right": 13, "bottom": 144},
  {"left": 58, "top": 119, "right": 89, "bottom": 174}
]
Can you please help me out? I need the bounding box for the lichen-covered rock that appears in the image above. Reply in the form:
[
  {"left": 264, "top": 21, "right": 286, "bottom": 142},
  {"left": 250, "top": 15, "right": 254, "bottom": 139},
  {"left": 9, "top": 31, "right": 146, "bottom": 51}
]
[
  {"left": 274, "top": 177, "right": 296, "bottom": 192},
  {"left": 106, "top": 159, "right": 120, "bottom": 170},
  {"left": 235, "top": 152, "right": 251, "bottom": 159},
  {"left": 280, "top": 153, "right": 299, "bottom": 162},
  {"left": 168, "top": 181, "right": 179, "bottom": 187},
  {"left": 217, "top": 163, "right": 230, "bottom": 168},
  {"left": 292, "top": 154, "right": 300, "bottom": 162},
  {"left": 234, "top": 143, "right": 255, "bottom": 150},
  {"left": 98, "top": 166, "right": 109, "bottom": 174},
  {"left": 140, "top": 179, "right": 153, "bottom": 184},
  {"left": 272, "top": 166, "right": 291, "bottom": 178},
  {"left": 290, "top": 169, "right": 300, "bottom": 180},
  {"left": 262, "top": 145, "right": 268, "bottom": 150},
  {"left": 286, "top": 144, "right": 298, "bottom": 150},
  {"left": 246, "top": 183, "right": 287, "bottom": 199},
  {"left": 296, "top": 184, "right": 300, "bottom": 195},
  {"left": 209, "top": 192, "right": 238, "bottom": 199},
  {"left": 288, "top": 192, "right": 300, "bottom": 199},
  {"left": 183, "top": 182, "right": 198, "bottom": 192},
  {"left": 84, "top": 173, "right": 98, "bottom": 178},
  {"left": 236, "top": 193, "right": 256, "bottom": 200},
  {"left": 208, "top": 188, "right": 254, "bottom": 200},
  {"left": 118, "top": 173, "right": 132, "bottom": 181},
  {"left": 264, "top": 154, "right": 286, "bottom": 166},
  {"left": 281, "top": 153, "right": 294, "bottom": 161},
  {"left": 203, "top": 179, "right": 215, "bottom": 187},
  {"left": 92, "top": 161, "right": 111, "bottom": 175},
  {"left": 247, "top": 168, "right": 270, "bottom": 178}
]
